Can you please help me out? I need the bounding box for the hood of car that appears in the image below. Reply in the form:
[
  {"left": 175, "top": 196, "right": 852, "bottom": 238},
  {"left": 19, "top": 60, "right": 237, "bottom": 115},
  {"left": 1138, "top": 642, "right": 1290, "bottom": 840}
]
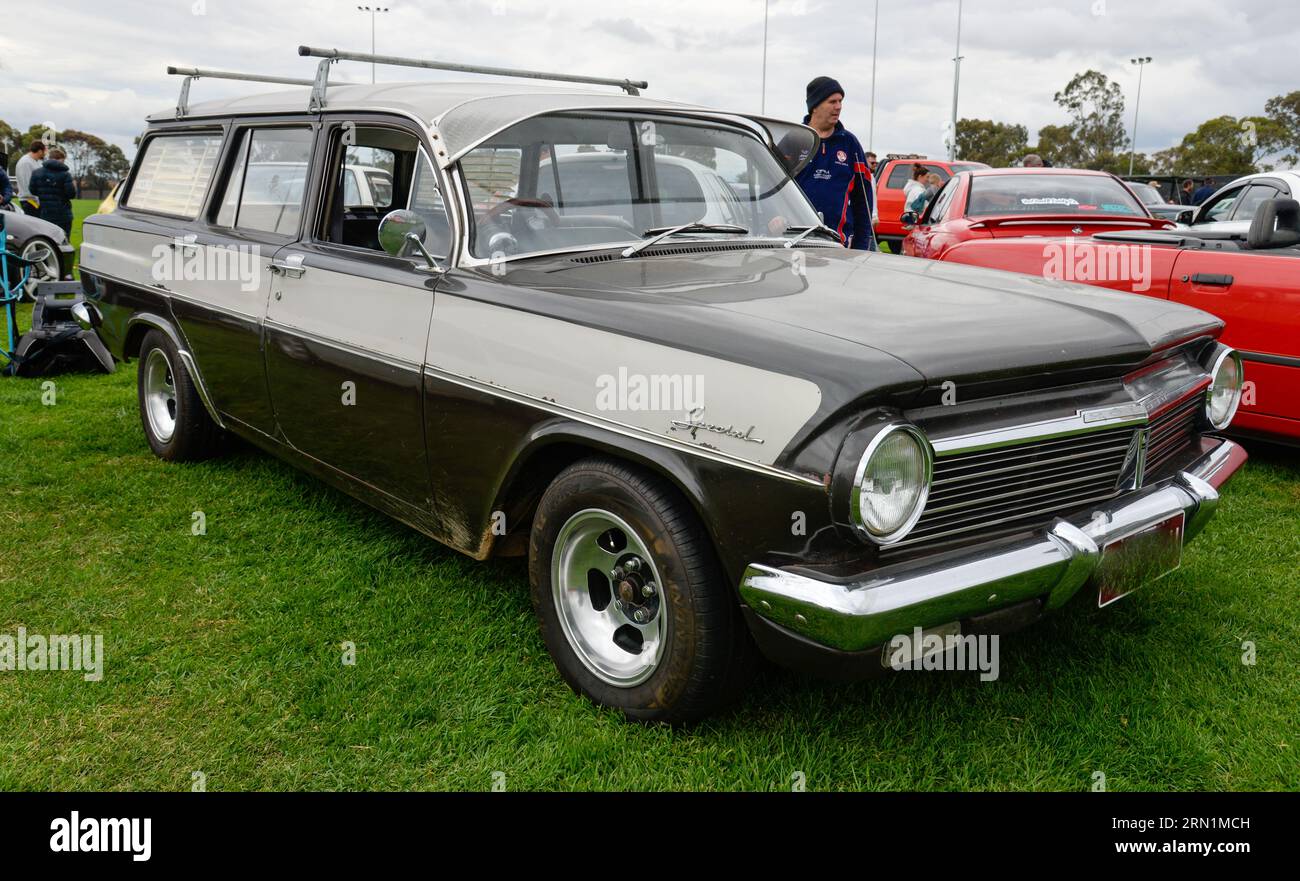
[
  {"left": 512, "top": 245, "right": 1221, "bottom": 400},
  {"left": 0, "top": 208, "right": 68, "bottom": 244}
]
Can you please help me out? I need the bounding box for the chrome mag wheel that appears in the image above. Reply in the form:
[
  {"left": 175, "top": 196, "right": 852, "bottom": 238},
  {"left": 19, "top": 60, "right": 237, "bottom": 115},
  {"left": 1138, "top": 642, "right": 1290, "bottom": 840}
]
[
  {"left": 142, "top": 347, "right": 178, "bottom": 443},
  {"left": 551, "top": 508, "right": 668, "bottom": 687}
]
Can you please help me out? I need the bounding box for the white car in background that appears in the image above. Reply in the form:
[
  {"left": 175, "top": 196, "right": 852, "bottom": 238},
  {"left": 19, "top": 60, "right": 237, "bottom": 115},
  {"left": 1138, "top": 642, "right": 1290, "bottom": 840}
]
[
  {"left": 1176, "top": 170, "right": 1300, "bottom": 238},
  {"left": 535, "top": 151, "right": 750, "bottom": 230}
]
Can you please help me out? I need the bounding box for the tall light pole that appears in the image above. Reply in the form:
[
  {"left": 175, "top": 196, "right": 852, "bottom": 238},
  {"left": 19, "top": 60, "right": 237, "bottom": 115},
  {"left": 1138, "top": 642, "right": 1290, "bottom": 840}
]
[
  {"left": 947, "top": 0, "right": 964, "bottom": 160},
  {"left": 1128, "top": 56, "right": 1152, "bottom": 176},
  {"left": 760, "top": 0, "right": 769, "bottom": 114},
  {"left": 357, "top": 6, "right": 390, "bottom": 83},
  {"left": 868, "top": 0, "right": 879, "bottom": 151}
]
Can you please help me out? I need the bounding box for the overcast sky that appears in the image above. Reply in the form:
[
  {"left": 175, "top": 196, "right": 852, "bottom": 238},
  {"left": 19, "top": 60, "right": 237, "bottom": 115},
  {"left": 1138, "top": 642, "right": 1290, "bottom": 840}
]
[{"left": 1, "top": 0, "right": 1296, "bottom": 162}]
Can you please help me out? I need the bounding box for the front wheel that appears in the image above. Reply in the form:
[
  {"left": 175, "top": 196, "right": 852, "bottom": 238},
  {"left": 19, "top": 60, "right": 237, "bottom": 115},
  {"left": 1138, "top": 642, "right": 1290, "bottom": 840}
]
[
  {"left": 528, "top": 457, "right": 757, "bottom": 723},
  {"left": 136, "top": 330, "right": 223, "bottom": 461}
]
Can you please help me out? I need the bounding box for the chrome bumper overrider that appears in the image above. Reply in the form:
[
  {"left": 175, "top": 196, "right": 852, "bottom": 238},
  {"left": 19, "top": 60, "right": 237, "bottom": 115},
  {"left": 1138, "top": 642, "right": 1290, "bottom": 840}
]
[{"left": 740, "top": 438, "right": 1247, "bottom": 652}]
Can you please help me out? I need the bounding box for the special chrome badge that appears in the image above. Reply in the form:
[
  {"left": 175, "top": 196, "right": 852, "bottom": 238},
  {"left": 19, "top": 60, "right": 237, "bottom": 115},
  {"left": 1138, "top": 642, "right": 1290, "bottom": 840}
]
[{"left": 668, "top": 407, "right": 765, "bottom": 444}]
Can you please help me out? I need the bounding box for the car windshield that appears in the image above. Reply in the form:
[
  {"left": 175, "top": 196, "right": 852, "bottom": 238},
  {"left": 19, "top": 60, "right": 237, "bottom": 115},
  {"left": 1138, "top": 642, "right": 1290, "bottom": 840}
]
[
  {"left": 1127, "top": 182, "right": 1161, "bottom": 205},
  {"left": 967, "top": 173, "right": 1146, "bottom": 217},
  {"left": 460, "top": 112, "right": 822, "bottom": 259}
]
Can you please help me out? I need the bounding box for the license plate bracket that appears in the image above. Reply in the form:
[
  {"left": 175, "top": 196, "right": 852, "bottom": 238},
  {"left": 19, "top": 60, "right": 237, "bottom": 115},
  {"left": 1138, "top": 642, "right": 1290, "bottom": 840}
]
[{"left": 1096, "top": 512, "right": 1185, "bottom": 607}]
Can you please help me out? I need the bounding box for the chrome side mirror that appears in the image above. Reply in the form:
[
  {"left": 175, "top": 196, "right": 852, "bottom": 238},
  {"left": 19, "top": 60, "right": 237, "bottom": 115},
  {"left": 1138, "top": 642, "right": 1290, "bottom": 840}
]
[
  {"left": 378, "top": 209, "right": 440, "bottom": 270},
  {"left": 378, "top": 209, "right": 426, "bottom": 255}
]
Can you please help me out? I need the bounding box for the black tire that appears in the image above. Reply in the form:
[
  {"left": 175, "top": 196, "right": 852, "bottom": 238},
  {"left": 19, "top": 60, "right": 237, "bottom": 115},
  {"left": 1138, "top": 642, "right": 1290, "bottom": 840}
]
[
  {"left": 136, "top": 329, "right": 223, "bottom": 461},
  {"left": 528, "top": 457, "right": 758, "bottom": 724}
]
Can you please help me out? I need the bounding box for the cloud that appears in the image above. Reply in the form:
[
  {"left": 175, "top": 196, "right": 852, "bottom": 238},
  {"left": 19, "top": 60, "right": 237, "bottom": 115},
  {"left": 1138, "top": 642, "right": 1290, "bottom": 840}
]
[{"left": 0, "top": 0, "right": 1295, "bottom": 163}]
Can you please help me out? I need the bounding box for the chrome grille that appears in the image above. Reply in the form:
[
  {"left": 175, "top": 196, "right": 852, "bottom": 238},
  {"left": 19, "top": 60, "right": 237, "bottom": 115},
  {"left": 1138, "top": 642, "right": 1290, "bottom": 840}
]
[
  {"left": 891, "top": 425, "right": 1137, "bottom": 552},
  {"left": 1142, "top": 394, "right": 1202, "bottom": 479}
]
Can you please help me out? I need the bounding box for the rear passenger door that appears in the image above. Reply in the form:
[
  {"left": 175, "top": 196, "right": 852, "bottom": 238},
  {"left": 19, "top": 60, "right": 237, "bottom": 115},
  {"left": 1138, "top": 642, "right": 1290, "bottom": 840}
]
[
  {"left": 174, "top": 121, "right": 316, "bottom": 436},
  {"left": 262, "top": 116, "right": 453, "bottom": 511}
]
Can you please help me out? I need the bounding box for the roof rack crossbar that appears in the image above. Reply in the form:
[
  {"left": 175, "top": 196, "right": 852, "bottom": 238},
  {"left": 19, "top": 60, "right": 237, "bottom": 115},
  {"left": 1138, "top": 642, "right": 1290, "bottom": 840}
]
[
  {"left": 167, "top": 66, "right": 317, "bottom": 119},
  {"left": 296, "top": 45, "right": 648, "bottom": 113}
]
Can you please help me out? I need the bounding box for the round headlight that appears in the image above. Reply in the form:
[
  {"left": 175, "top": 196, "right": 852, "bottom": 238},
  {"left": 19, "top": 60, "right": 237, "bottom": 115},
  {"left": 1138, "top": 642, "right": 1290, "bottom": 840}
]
[
  {"left": 1206, "top": 347, "right": 1244, "bottom": 430},
  {"left": 850, "top": 423, "right": 933, "bottom": 544}
]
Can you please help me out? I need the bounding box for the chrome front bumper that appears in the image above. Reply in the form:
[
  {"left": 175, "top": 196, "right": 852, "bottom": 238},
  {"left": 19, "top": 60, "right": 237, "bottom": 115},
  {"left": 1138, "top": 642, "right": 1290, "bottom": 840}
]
[{"left": 740, "top": 438, "right": 1247, "bottom": 653}]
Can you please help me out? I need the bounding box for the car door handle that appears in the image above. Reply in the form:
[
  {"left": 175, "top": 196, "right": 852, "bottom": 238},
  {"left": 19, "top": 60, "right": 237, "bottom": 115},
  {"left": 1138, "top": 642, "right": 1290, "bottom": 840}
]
[
  {"left": 269, "top": 260, "right": 307, "bottom": 279},
  {"left": 1189, "top": 273, "right": 1233, "bottom": 286}
]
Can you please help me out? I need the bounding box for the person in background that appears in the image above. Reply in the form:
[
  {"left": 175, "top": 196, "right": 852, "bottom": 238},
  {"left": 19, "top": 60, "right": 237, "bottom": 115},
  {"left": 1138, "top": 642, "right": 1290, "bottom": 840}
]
[
  {"left": 29, "top": 147, "right": 76, "bottom": 236},
  {"left": 794, "top": 76, "right": 876, "bottom": 250},
  {"left": 924, "top": 171, "right": 943, "bottom": 198},
  {"left": 1179, "top": 179, "right": 1196, "bottom": 205},
  {"left": 902, "top": 164, "right": 929, "bottom": 217},
  {"left": 865, "top": 151, "right": 878, "bottom": 177},
  {"left": 1192, "top": 177, "right": 1217, "bottom": 205},
  {"left": 15, "top": 140, "right": 45, "bottom": 216},
  {"left": 1022, "top": 153, "right": 1045, "bottom": 167},
  {"left": 0, "top": 166, "right": 12, "bottom": 208}
]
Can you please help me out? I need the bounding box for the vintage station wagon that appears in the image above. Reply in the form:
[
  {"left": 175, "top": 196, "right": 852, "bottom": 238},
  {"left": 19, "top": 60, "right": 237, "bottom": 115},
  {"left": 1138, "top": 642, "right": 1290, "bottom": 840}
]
[{"left": 76, "top": 48, "right": 1247, "bottom": 722}]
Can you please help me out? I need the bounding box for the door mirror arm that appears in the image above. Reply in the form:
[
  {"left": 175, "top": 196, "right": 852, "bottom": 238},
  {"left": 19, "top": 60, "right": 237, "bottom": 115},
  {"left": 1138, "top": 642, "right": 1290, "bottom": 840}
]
[{"left": 404, "top": 233, "right": 444, "bottom": 272}]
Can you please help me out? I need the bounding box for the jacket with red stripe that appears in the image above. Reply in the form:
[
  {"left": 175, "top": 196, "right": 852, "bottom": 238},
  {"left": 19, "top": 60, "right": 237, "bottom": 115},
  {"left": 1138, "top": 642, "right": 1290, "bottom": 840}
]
[{"left": 794, "top": 120, "right": 875, "bottom": 250}]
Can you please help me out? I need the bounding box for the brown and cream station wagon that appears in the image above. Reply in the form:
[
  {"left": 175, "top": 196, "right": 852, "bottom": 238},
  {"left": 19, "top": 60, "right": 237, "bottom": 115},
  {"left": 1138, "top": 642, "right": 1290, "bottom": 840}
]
[{"left": 75, "top": 47, "right": 1247, "bottom": 722}]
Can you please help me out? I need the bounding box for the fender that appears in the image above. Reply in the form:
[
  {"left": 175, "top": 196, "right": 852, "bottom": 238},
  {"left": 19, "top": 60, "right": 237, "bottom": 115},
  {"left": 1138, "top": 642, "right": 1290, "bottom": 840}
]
[{"left": 125, "top": 311, "right": 226, "bottom": 430}]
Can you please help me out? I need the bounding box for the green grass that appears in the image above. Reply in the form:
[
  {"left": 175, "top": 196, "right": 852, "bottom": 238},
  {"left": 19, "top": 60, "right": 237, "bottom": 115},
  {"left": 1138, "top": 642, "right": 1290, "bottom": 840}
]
[{"left": 1, "top": 210, "right": 1297, "bottom": 789}]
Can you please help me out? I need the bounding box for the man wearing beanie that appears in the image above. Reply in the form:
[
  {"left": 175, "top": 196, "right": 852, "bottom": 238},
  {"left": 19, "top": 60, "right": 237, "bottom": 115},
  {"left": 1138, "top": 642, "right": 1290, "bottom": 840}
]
[{"left": 795, "top": 76, "right": 876, "bottom": 251}]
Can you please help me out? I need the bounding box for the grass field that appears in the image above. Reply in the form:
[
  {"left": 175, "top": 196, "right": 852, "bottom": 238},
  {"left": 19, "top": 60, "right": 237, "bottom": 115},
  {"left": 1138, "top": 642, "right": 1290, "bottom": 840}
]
[{"left": 1, "top": 200, "right": 1297, "bottom": 791}]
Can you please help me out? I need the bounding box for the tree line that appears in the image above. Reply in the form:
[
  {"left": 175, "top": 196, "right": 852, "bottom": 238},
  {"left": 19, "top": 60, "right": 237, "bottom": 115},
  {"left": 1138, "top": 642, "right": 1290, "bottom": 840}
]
[
  {"left": 954, "top": 71, "right": 1299, "bottom": 176},
  {"left": 0, "top": 119, "right": 131, "bottom": 194}
]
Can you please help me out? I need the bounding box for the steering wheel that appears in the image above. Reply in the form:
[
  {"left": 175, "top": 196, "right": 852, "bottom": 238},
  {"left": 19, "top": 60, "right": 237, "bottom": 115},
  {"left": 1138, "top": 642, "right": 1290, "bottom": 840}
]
[{"left": 483, "top": 196, "right": 562, "bottom": 233}]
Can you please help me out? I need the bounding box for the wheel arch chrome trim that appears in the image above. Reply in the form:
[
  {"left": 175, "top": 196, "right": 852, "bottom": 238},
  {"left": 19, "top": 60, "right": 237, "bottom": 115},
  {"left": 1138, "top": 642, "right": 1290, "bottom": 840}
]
[{"left": 125, "top": 312, "right": 225, "bottom": 430}]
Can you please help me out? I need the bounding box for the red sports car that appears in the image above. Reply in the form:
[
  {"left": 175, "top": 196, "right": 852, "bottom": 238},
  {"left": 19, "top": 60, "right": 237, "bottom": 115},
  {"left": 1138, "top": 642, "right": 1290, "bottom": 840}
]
[
  {"left": 902, "top": 167, "right": 1175, "bottom": 260},
  {"left": 904, "top": 169, "right": 1300, "bottom": 444}
]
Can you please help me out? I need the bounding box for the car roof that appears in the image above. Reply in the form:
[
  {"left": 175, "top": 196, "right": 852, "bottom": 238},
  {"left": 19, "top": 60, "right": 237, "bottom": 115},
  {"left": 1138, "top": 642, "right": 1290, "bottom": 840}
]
[
  {"left": 148, "top": 81, "right": 726, "bottom": 168},
  {"left": 965, "top": 167, "right": 1116, "bottom": 177},
  {"left": 1213, "top": 170, "right": 1300, "bottom": 187}
]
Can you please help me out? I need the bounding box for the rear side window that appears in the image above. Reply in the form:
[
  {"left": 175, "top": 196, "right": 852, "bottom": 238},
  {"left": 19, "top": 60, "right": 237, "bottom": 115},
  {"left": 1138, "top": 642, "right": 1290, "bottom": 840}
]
[
  {"left": 885, "top": 162, "right": 950, "bottom": 189},
  {"left": 126, "top": 133, "right": 223, "bottom": 217},
  {"left": 1232, "top": 185, "right": 1280, "bottom": 223},
  {"left": 213, "top": 127, "right": 313, "bottom": 236}
]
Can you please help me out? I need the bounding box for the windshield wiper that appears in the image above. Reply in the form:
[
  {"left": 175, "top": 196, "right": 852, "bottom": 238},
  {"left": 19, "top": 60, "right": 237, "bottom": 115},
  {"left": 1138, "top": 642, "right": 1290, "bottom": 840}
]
[
  {"left": 782, "top": 223, "right": 842, "bottom": 247},
  {"left": 620, "top": 222, "right": 750, "bottom": 258}
]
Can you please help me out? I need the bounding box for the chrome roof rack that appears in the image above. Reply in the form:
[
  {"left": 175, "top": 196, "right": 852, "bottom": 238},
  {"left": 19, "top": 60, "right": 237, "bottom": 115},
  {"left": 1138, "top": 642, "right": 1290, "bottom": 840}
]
[
  {"left": 168, "top": 66, "right": 316, "bottom": 119},
  {"left": 296, "top": 45, "right": 649, "bottom": 113}
]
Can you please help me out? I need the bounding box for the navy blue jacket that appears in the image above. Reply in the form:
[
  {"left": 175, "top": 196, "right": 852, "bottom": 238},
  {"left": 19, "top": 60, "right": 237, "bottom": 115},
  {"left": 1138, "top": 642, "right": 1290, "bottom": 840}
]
[
  {"left": 29, "top": 159, "right": 76, "bottom": 227},
  {"left": 0, "top": 168, "right": 11, "bottom": 205},
  {"left": 795, "top": 120, "right": 875, "bottom": 250},
  {"left": 1191, "top": 185, "right": 1216, "bottom": 205}
]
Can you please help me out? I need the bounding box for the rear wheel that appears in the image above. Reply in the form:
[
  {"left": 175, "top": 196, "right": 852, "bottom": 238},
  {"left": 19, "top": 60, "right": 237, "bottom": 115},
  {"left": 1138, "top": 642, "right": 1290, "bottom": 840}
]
[
  {"left": 20, "top": 237, "right": 60, "bottom": 301},
  {"left": 136, "top": 329, "right": 223, "bottom": 461},
  {"left": 528, "top": 457, "right": 757, "bottom": 723}
]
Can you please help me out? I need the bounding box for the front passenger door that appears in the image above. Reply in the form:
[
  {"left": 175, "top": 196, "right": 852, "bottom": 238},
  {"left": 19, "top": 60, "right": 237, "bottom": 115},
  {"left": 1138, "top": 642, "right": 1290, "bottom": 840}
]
[{"left": 263, "top": 119, "right": 450, "bottom": 512}]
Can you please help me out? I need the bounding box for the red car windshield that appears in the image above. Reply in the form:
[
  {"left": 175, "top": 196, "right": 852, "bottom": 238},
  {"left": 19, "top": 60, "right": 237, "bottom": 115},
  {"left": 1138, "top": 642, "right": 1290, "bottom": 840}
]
[{"left": 967, "top": 174, "right": 1145, "bottom": 217}]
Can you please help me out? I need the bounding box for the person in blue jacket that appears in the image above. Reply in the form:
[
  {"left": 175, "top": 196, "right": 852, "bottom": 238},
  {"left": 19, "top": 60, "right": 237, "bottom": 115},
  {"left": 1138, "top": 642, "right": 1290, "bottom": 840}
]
[
  {"left": 795, "top": 76, "right": 876, "bottom": 250},
  {"left": 28, "top": 148, "right": 76, "bottom": 236}
]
